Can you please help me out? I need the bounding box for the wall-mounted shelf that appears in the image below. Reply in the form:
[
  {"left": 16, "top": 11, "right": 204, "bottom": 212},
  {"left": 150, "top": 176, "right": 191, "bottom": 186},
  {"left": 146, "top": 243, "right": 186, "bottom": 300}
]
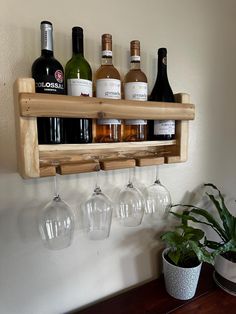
[{"left": 14, "top": 78, "right": 195, "bottom": 179}]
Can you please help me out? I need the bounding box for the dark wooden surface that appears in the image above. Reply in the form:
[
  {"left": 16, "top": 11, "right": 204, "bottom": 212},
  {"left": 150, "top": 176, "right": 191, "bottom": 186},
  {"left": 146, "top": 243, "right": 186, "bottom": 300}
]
[{"left": 69, "top": 264, "right": 236, "bottom": 314}]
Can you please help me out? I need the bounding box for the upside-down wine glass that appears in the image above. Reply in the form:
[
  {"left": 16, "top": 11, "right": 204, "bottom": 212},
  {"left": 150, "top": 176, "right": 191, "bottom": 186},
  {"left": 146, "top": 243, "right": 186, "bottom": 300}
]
[
  {"left": 117, "top": 167, "right": 145, "bottom": 227},
  {"left": 38, "top": 171, "right": 75, "bottom": 250},
  {"left": 82, "top": 166, "right": 113, "bottom": 240},
  {"left": 144, "top": 166, "right": 171, "bottom": 220}
]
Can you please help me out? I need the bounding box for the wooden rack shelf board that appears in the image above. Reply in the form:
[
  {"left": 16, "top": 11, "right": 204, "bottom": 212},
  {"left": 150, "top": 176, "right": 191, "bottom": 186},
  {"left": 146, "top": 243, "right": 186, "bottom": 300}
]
[
  {"left": 14, "top": 78, "right": 195, "bottom": 179},
  {"left": 19, "top": 92, "right": 195, "bottom": 120}
]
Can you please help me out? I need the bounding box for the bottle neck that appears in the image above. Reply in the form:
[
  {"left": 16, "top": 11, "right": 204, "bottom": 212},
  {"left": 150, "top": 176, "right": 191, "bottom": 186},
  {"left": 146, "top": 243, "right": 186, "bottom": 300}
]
[
  {"left": 101, "top": 51, "right": 113, "bottom": 65},
  {"left": 41, "top": 24, "right": 53, "bottom": 56},
  {"left": 157, "top": 55, "right": 168, "bottom": 79},
  {"left": 130, "top": 61, "right": 141, "bottom": 70},
  {"left": 72, "top": 35, "right": 84, "bottom": 55}
]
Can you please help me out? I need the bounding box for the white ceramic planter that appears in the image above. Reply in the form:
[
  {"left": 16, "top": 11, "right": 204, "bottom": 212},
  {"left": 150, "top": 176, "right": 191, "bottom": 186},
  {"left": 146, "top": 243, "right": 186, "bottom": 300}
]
[
  {"left": 214, "top": 254, "right": 236, "bottom": 283},
  {"left": 214, "top": 254, "right": 236, "bottom": 295},
  {"left": 162, "top": 248, "right": 202, "bottom": 300}
]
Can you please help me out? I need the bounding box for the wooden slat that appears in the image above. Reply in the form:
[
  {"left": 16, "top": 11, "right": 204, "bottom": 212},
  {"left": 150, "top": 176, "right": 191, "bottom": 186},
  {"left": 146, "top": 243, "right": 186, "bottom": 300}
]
[
  {"left": 166, "top": 121, "right": 189, "bottom": 163},
  {"left": 100, "top": 158, "right": 136, "bottom": 171},
  {"left": 38, "top": 140, "right": 175, "bottom": 152},
  {"left": 40, "top": 166, "right": 56, "bottom": 177},
  {"left": 19, "top": 91, "right": 195, "bottom": 120},
  {"left": 13, "top": 78, "right": 40, "bottom": 178},
  {"left": 38, "top": 143, "right": 173, "bottom": 166},
  {"left": 136, "top": 156, "right": 165, "bottom": 167},
  {"left": 58, "top": 161, "right": 99, "bottom": 175},
  {"left": 166, "top": 93, "right": 190, "bottom": 164}
]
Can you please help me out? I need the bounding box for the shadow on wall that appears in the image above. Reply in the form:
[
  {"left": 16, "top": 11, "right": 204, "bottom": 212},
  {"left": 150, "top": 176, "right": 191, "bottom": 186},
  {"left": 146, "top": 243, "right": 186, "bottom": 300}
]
[
  {"left": 0, "top": 25, "right": 37, "bottom": 174},
  {"left": 117, "top": 225, "right": 167, "bottom": 286}
]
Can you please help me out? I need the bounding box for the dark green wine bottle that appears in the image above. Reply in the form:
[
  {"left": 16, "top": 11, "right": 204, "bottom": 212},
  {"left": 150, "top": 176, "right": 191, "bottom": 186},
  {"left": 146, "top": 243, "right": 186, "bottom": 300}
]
[
  {"left": 148, "top": 48, "right": 175, "bottom": 141},
  {"left": 65, "top": 27, "right": 92, "bottom": 143}
]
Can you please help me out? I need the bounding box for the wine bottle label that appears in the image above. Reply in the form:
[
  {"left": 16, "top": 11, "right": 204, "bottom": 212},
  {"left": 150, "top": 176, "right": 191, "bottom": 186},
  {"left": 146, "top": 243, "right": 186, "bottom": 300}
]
[
  {"left": 96, "top": 79, "right": 121, "bottom": 99},
  {"left": 35, "top": 70, "right": 64, "bottom": 94},
  {"left": 124, "top": 82, "right": 147, "bottom": 101},
  {"left": 125, "top": 119, "right": 147, "bottom": 125},
  {"left": 102, "top": 50, "right": 112, "bottom": 57},
  {"left": 97, "top": 119, "right": 121, "bottom": 125},
  {"left": 67, "top": 79, "right": 92, "bottom": 96},
  {"left": 130, "top": 55, "right": 141, "bottom": 62},
  {"left": 154, "top": 120, "right": 175, "bottom": 135}
]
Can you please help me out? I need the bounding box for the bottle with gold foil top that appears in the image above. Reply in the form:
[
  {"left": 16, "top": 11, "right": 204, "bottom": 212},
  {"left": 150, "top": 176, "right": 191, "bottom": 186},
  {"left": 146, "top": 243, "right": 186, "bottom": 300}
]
[
  {"left": 95, "top": 34, "right": 121, "bottom": 143},
  {"left": 123, "top": 40, "right": 148, "bottom": 141}
]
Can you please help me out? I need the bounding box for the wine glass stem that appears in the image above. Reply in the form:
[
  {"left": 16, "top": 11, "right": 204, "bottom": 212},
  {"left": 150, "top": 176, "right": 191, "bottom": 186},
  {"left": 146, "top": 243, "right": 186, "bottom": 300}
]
[
  {"left": 95, "top": 170, "right": 99, "bottom": 189},
  {"left": 54, "top": 174, "right": 59, "bottom": 198},
  {"left": 155, "top": 166, "right": 161, "bottom": 184},
  {"left": 155, "top": 166, "right": 158, "bottom": 182},
  {"left": 128, "top": 168, "right": 135, "bottom": 186}
]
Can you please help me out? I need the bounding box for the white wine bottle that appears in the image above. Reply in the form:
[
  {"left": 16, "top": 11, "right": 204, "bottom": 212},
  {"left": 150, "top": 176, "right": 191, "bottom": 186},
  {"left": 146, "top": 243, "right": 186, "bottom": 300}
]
[
  {"left": 95, "top": 34, "right": 121, "bottom": 143},
  {"left": 124, "top": 40, "right": 148, "bottom": 141}
]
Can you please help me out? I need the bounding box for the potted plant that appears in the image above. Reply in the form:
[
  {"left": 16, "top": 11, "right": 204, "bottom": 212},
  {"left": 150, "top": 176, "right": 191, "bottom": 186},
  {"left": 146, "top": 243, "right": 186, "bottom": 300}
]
[
  {"left": 160, "top": 219, "right": 214, "bottom": 300},
  {"left": 172, "top": 183, "right": 236, "bottom": 296}
]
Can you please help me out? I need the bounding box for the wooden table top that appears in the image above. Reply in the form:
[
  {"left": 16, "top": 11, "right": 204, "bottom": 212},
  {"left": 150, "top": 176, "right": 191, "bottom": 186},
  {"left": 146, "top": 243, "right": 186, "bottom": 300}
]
[{"left": 69, "top": 264, "right": 236, "bottom": 314}]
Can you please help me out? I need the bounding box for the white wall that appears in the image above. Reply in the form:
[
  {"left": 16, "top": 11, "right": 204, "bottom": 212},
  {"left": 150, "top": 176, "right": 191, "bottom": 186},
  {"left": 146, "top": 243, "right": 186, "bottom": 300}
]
[{"left": 1, "top": 0, "right": 236, "bottom": 313}]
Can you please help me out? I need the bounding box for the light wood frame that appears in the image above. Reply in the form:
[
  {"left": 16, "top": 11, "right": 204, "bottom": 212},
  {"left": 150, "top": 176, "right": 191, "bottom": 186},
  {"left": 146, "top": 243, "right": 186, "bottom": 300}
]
[{"left": 14, "top": 78, "right": 195, "bottom": 179}]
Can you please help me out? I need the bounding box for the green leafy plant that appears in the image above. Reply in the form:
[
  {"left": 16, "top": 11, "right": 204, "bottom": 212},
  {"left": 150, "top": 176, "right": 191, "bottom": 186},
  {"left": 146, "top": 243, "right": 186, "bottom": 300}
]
[
  {"left": 161, "top": 221, "right": 214, "bottom": 268},
  {"left": 172, "top": 183, "right": 236, "bottom": 262}
]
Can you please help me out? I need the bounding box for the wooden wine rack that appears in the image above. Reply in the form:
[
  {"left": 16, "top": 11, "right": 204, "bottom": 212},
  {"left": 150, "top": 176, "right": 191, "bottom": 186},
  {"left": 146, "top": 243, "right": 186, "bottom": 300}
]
[{"left": 14, "top": 78, "right": 195, "bottom": 179}]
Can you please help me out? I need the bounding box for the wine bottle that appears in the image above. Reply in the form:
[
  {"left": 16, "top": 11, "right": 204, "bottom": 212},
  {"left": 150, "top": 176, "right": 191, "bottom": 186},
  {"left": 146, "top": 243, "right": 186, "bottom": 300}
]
[
  {"left": 95, "top": 34, "right": 121, "bottom": 143},
  {"left": 124, "top": 40, "right": 148, "bottom": 141},
  {"left": 65, "top": 27, "right": 92, "bottom": 143},
  {"left": 32, "top": 21, "right": 65, "bottom": 144},
  {"left": 148, "top": 48, "right": 175, "bottom": 141}
]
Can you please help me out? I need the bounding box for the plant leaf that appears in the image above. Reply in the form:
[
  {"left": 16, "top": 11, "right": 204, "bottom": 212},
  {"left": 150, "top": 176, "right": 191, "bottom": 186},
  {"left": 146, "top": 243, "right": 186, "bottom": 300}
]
[
  {"left": 160, "top": 231, "right": 182, "bottom": 246},
  {"left": 176, "top": 225, "right": 204, "bottom": 241},
  {"left": 212, "top": 239, "right": 236, "bottom": 257},
  {"left": 171, "top": 210, "right": 227, "bottom": 242},
  {"left": 204, "top": 239, "right": 222, "bottom": 250},
  {"left": 188, "top": 240, "right": 214, "bottom": 264},
  {"left": 205, "top": 183, "right": 236, "bottom": 240},
  {"left": 168, "top": 250, "right": 180, "bottom": 265}
]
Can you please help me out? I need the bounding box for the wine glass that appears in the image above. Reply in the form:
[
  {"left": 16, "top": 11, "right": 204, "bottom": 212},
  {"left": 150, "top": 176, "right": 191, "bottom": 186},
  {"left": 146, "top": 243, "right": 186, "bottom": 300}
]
[
  {"left": 82, "top": 167, "right": 113, "bottom": 240},
  {"left": 117, "top": 168, "right": 145, "bottom": 227},
  {"left": 144, "top": 167, "right": 171, "bottom": 220},
  {"left": 38, "top": 173, "right": 75, "bottom": 250}
]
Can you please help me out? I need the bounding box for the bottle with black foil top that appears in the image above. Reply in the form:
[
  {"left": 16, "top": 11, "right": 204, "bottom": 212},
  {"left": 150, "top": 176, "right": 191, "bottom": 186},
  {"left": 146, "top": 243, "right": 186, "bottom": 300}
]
[
  {"left": 148, "top": 48, "right": 175, "bottom": 141},
  {"left": 32, "top": 21, "right": 65, "bottom": 144},
  {"left": 65, "top": 27, "right": 92, "bottom": 143}
]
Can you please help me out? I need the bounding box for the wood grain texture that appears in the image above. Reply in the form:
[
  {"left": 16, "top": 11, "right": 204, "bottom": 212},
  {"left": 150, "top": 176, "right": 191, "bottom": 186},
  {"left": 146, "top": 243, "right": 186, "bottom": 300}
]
[
  {"left": 166, "top": 93, "right": 190, "bottom": 164},
  {"left": 19, "top": 92, "right": 195, "bottom": 120},
  {"left": 58, "top": 161, "right": 99, "bottom": 175},
  {"left": 100, "top": 158, "right": 136, "bottom": 171},
  {"left": 40, "top": 165, "right": 56, "bottom": 177},
  {"left": 14, "top": 78, "right": 40, "bottom": 178},
  {"left": 170, "top": 289, "right": 236, "bottom": 314},
  {"left": 136, "top": 156, "right": 165, "bottom": 167}
]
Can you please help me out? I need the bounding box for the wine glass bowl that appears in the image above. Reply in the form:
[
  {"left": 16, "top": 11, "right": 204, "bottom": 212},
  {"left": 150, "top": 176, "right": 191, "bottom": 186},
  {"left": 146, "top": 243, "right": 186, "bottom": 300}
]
[
  {"left": 39, "top": 195, "right": 75, "bottom": 250},
  {"left": 145, "top": 179, "right": 171, "bottom": 220},
  {"left": 83, "top": 186, "right": 113, "bottom": 240},
  {"left": 117, "top": 182, "right": 145, "bottom": 227}
]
